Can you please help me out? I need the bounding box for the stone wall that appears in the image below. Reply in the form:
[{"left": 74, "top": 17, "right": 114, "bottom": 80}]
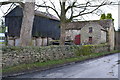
[
  {"left": 2, "top": 45, "right": 109, "bottom": 68},
  {"left": 115, "top": 31, "right": 120, "bottom": 50},
  {"left": 108, "top": 22, "right": 115, "bottom": 51}
]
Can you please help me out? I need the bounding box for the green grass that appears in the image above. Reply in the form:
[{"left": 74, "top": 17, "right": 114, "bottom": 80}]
[
  {"left": 1, "top": 50, "right": 119, "bottom": 75},
  {"left": 0, "top": 42, "right": 5, "bottom": 44}
]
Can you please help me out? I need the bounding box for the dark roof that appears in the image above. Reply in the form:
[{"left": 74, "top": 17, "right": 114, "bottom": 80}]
[
  {"left": 66, "top": 19, "right": 113, "bottom": 30},
  {"left": 35, "top": 11, "right": 59, "bottom": 21},
  {"left": 5, "top": 6, "right": 59, "bottom": 21}
]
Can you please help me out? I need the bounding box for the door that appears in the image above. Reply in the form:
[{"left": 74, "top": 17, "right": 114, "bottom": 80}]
[{"left": 74, "top": 34, "right": 81, "bottom": 45}]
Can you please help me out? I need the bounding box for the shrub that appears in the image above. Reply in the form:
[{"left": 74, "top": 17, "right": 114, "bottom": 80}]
[
  {"left": 100, "top": 14, "right": 106, "bottom": 20},
  {"left": 74, "top": 45, "right": 93, "bottom": 56},
  {"left": 74, "top": 44, "right": 109, "bottom": 56}
]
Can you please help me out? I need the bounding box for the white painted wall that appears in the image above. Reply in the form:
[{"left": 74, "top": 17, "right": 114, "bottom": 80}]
[{"left": 65, "top": 30, "right": 80, "bottom": 41}]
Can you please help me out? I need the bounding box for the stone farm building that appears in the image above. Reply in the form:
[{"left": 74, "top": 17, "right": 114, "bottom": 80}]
[
  {"left": 66, "top": 19, "right": 115, "bottom": 50},
  {"left": 5, "top": 6, "right": 60, "bottom": 46}
]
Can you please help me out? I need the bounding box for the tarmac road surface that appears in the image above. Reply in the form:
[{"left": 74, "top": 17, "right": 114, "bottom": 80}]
[{"left": 14, "top": 53, "right": 120, "bottom": 78}]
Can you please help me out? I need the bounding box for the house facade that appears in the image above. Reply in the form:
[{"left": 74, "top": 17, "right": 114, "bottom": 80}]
[{"left": 80, "top": 22, "right": 107, "bottom": 44}]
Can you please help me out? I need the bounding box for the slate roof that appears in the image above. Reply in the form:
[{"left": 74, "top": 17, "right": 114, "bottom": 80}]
[{"left": 66, "top": 19, "right": 113, "bottom": 30}]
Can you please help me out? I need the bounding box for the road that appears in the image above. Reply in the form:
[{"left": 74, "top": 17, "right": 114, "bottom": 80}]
[{"left": 14, "top": 53, "right": 119, "bottom": 78}]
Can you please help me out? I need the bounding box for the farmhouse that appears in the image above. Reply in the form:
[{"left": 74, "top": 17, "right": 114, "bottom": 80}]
[
  {"left": 66, "top": 19, "right": 115, "bottom": 50},
  {"left": 5, "top": 6, "right": 60, "bottom": 46}
]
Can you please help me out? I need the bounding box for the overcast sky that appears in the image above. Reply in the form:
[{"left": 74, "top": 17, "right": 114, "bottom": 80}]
[{"left": 0, "top": 0, "right": 119, "bottom": 30}]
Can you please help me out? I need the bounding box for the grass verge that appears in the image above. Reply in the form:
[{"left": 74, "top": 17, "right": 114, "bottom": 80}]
[
  {"left": 2, "top": 50, "right": 120, "bottom": 76},
  {"left": 0, "top": 42, "right": 5, "bottom": 44}
]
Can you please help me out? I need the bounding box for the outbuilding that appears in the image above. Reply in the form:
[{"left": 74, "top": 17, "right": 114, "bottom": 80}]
[{"left": 5, "top": 6, "right": 60, "bottom": 46}]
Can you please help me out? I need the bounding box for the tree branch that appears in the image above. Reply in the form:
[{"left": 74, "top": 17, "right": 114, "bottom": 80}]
[
  {"left": 68, "top": 1, "right": 89, "bottom": 21},
  {"left": 35, "top": 4, "right": 60, "bottom": 19},
  {"left": 65, "top": 1, "right": 76, "bottom": 13},
  {"left": 69, "top": 1, "right": 108, "bottom": 19},
  {"left": 0, "top": 1, "right": 24, "bottom": 7},
  {"left": 0, "top": 2, "right": 12, "bottom": 5}
]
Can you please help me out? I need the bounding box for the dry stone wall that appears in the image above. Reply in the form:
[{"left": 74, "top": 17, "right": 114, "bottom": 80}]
[{"left": 2, "top": 45, "right": 109, "bottom": 68}]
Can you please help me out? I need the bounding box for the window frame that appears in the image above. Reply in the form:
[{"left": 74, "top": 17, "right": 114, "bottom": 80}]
[
  {"left": 89, "top": 37, "right": 92, "bottom": 44},
  {"left": 89, "top": 27, "right": 92, "bottom": 33}
]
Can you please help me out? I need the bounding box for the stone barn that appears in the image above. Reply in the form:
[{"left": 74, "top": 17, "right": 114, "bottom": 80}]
[{"left": 5, "top": 6, "right": 60, "bottom": 46}]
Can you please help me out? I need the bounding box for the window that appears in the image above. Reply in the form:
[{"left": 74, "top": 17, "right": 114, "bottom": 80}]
[
  {"left": 89, "top": 37, "right": 92, "bottom": 44},
  {"left": 89, "top": 27, "right": 92, "bottom": 33}
]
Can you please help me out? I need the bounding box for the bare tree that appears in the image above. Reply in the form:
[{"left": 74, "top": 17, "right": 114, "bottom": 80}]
[{"left": 36, "top": 0, "right": 114, "bottom": 45}]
